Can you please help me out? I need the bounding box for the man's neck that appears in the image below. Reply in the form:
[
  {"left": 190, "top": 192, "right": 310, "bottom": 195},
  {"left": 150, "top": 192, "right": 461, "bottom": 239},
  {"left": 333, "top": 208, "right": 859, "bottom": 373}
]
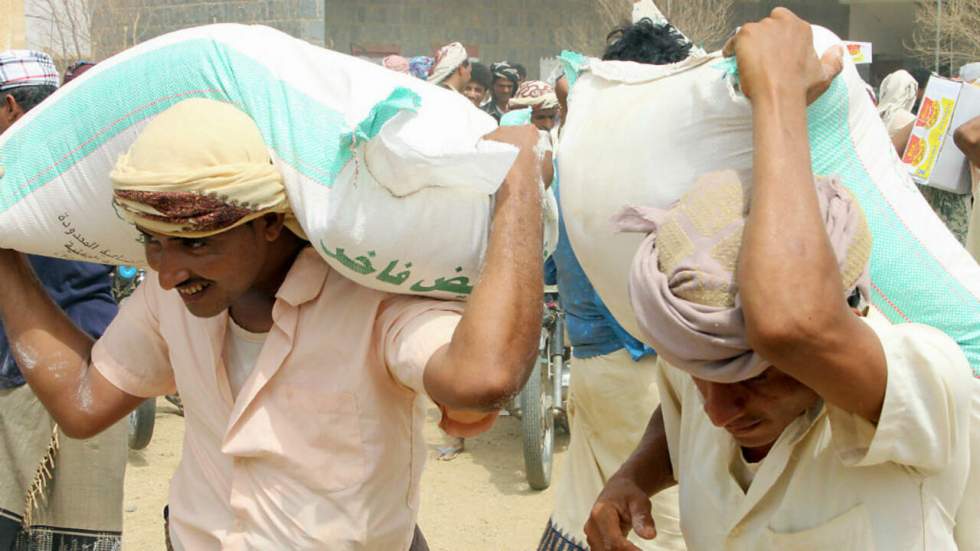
[
  {"left": 229, "top": 240, "right": 305, "bottom": 333},
  {"left": 740, "top": 443, "right": 773, "bottom": 463},
  {"left": 442, "top": 76, "right": 465, "bottom": 93}
]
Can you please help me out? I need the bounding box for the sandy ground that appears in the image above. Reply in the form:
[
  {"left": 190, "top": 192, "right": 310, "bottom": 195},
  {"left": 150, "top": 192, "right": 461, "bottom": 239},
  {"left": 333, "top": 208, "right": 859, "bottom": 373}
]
[{"left": 122, "top": 398, "right": 570, "bottom": 550}]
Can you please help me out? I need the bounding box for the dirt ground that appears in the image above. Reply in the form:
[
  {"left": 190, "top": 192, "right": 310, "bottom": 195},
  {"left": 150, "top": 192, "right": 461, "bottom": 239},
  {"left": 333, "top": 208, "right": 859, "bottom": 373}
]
[{"left": 122, "top": 398, "right": 570, "bottom": 550}]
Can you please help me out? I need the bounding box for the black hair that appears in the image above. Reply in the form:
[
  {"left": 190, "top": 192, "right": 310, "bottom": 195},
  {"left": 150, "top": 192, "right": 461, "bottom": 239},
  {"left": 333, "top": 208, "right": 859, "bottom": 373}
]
[
  {"left": 5, "top": 85, "right": 57, "bottom": 112},
  {"left": 469, "top": 62, "right": 492, "bottom": 90},
  {"left": 908, "top": 67, "right": 931, "bottom": 90},
  {"left": 602, "top": 19, "right": 692, "bottom": 65},
  {"left": 514, "top": 63, "right": 527, "bottom": 80}
]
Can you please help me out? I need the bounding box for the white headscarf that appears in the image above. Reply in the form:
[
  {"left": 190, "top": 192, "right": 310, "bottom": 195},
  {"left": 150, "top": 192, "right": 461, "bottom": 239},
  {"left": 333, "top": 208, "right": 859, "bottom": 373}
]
[
  {"left": 877, "top": 70, "right": 918, "bottom": 134},
  {"left": 960, "top": 62, "right": 980, "bottom": 84},
  {"left": 428, "top": 42, "right": 468, "bottom": 85}
]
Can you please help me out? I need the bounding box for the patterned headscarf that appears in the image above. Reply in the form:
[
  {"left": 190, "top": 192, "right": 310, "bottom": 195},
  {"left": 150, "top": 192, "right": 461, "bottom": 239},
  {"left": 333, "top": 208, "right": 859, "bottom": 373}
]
[
  {"left": 490, "top": 61, "right": 520, "bottom": 91},
  {"left": 0, "top": 50, "right": 58, "bottom": 91},
  {"left": 619, "top": 170, "right": 871, "bottom": 383},
  {"left": 111, "top": 98, "right": 303, "bottom": 238},
  {"left": 409, "top": 56, "right": 434, "bottom": 80},
  {"left": 381, "top": 55, "right": 410, "bottom": 74},
  {"left": 877, "top": 70, "right": 918, "bottom": 129},
  {"left": 509, "top": 80, "right": 559, "bottom": 111},
  {"left": 428, "top": 42, "right": 468, "bottom": 84}
]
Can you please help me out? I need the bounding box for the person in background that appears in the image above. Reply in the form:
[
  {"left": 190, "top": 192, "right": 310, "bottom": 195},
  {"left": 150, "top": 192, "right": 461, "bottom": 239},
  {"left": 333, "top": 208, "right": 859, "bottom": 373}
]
[
  {"left": 506, "top": 80, "right": 561, "bottom": 132},
  {"left": 956, "top": 111, "right": 980, "bottom": 263},
  {"left": 895, "top": 67, "right": 974, "bottom": 245},
  {"left": 909, "top": 66, "right": 931, "bottom": 110},
  {"left": 382, "top": 55, "right": 411, "bottom": 75},
  {"left": 537, "top": 19, "right": 693, "bottom": 551},
  {"left": 409, "top": 56, "right": 434, "bottom": 81},
  {"left": 463, "top": 61, "right": 492, "bottom": 108},
  {"left": 877, "top": 69, "right": 918, "bottom": 155},
  {"left": 428, "top": 42, "right": 471, "bottom": 93},
  {"left": 0, "top": 49, "right": 125, "bottom": 551},
  {"left": 482, "top": 61, "right": 520, "bottom": 122},
  {"left": 62, "top": 60, "right": 95, "bottom": 84},
  {"left": 514, "top": 63, "right": 528, "bottom": 85}
]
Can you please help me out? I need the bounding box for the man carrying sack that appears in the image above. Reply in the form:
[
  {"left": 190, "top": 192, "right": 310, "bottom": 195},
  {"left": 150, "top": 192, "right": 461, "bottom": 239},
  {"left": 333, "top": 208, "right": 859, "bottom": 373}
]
[
  {"left": 585, "top": 9, "right": 977, "bottom": 550},
  {"left": 0, "top": 97, "right": 546, "bottom": 550}
]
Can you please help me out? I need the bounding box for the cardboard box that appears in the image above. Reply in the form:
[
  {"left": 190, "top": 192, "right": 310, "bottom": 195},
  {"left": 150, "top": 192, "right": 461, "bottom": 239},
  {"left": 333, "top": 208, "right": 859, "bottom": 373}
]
[
  {"left": 844, "top": 41, "right": 872, "bottom": 65},
  {"left": 903, "top": 76, "right": 980, "bottom": 194}
]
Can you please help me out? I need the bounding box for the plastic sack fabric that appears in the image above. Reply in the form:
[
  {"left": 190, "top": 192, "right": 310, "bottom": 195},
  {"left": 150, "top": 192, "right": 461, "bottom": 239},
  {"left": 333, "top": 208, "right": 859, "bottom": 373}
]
[
  {"left": 557, "top": 27, "right": 980, "bottom": 375},
  {"left": 0, "top": 24, "right": 546, "bottom": 300}
]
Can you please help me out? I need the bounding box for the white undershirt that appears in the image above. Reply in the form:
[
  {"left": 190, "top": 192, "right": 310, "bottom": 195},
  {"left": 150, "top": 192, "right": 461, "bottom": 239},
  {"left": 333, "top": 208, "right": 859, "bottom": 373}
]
[
  {"left": 732, "top": 450, "right": 763, "bottom": 492},
  {"left": 224, "top": 319, "right": 267, "bottom": 399}
]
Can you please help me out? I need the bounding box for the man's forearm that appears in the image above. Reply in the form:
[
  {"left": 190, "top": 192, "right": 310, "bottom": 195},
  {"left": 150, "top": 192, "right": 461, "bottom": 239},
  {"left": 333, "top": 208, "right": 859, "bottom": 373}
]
[
  {"left": 954, "top": 116, "right": 980, "bottom": 165},
  {"left": 738, "top": 74, "right": 887, "bottom": 422},
  {"left": 617, "top": 407, "right": 676, "bottom": 497},
  {"left": 426, "top": 135, "right": 544, "bottom": 410},
  {"left": 0, "top": 251, "right": 100, "bottom": 427},
  {"left": 740, "top": 91, "right": 844, "bottom": 331}
]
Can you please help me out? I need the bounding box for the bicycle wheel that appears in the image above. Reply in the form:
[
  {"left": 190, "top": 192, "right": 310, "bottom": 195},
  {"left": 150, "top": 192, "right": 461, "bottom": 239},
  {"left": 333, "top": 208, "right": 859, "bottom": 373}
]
[
  {"left": 520, "top": 356, "right": 555, "bottom": 490},
  {"left": 128, "top": 398, "right": 156, "bottom": 450}
]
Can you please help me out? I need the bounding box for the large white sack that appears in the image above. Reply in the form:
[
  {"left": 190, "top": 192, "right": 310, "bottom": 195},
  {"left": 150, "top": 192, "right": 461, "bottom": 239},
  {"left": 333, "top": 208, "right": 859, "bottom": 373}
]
[
  {"left": 558, "top": 27, "right": 980, "bottom": 375},
  {"left": 0, "top": 24, "right": 556, "bottom": 300}
]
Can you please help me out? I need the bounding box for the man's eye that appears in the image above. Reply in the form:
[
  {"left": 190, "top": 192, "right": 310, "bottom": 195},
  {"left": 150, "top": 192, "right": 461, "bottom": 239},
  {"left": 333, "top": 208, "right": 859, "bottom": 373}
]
[
  {"left": 184, "top": 239, "right": 208, "bottom": 250},
  {"left": 136, "top": 233, "right": 156, "bottom": 245}
]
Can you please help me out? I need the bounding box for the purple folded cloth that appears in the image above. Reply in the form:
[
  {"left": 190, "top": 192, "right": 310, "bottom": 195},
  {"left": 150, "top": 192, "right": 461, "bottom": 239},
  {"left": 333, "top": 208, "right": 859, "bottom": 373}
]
[{"left": 617, "top": 170, "right": 871, "bottom": 383}]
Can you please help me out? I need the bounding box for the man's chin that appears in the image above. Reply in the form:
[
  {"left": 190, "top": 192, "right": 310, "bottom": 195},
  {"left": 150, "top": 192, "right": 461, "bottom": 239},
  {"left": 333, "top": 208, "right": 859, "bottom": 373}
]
[
  {"left": 182, "top": 301, "right": 228, "bottom": 319},
  {"left": 729, "top": 423, "right": 779, "bottom": 450}
]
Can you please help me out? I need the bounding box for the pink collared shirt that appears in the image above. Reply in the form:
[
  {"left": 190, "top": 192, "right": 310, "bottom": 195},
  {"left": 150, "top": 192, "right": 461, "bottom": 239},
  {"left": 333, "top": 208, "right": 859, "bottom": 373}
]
[{"left": 93, "top": 248, "right": 491, "bottom": 550}]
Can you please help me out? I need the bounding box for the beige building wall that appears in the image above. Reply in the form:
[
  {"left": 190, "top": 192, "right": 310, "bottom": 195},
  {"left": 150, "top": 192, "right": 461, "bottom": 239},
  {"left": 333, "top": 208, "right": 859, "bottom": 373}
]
[{"left": 1, "top": 0, "right": 27, "bottom": 50}]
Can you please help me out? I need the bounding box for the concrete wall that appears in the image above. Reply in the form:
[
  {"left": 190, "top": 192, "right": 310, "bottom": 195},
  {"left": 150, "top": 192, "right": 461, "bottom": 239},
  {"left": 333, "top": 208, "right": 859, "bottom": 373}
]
[
  {"left": 848, "top": 1, "right": 918, "bottom": 83},
  {"left": 1, "top": 0, "right": 27, "bottom": 50},
  {"left": 731, "top": 0, "right": 920, "bottom": 85},
  {"left": 90, "top": 0, "right": 622, "bottom": 79},
  {"left": 92, "top": 0, "right": 327, "bottom": 59},
  {"left": 322, "top": 0, "right": 617, "bottom": 77}
]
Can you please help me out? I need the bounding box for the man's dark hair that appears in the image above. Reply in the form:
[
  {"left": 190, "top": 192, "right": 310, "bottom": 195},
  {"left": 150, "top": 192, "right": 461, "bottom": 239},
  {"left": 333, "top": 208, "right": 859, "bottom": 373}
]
[
  {"left": 470, "top": 62, "right": 492, "bottom": 90},
  {"left": 602, "top": 19, "right": 692, "bottom": 64},
  {"left": 514, "top": 63, "right": 527, "bottom": 80},
  {"left": 5, "top": 85, "right": 57, "bottom": 112},
  {"left": 908, "top": 67, "right": 931, "bottom": 90}
]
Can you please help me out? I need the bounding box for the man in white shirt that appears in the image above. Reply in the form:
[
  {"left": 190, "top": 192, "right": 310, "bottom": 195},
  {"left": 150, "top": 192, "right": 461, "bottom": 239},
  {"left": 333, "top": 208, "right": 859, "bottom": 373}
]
[{"left": 584, "top": 9, "right": 977, "bottom": 551}]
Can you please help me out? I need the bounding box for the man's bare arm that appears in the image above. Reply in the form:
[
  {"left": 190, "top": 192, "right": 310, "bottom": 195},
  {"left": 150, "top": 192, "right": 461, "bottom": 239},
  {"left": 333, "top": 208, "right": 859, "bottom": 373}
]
[
  {"left": 954, "top": 115, "right": 980, "bottom": 166},
  {"left": 731, "top": 9, "right": 888, "bottom": 422},
  {"left": 584, "top": 407, "right": 675, "bottom": 550},
  {"left": 423, "top": 125, "right": 544, "bottom": 412},
  {"left": 0, "top": 251, "right": 143, "bottom": 437}
]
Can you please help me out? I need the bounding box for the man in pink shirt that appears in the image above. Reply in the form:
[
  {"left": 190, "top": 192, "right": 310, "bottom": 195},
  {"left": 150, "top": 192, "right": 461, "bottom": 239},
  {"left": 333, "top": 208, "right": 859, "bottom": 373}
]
[{"left": 0, "top": 98, "right": 545, "bottom": 550}]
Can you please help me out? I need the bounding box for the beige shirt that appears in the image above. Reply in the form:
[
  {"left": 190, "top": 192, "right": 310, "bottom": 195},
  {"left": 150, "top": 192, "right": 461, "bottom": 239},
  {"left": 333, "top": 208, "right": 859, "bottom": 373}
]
[
  {"left": 657, "top": 313, "right": 976, "bottom": 551},
  {"left": 92, "top": 249, "right": 492, "bottom": 550}
]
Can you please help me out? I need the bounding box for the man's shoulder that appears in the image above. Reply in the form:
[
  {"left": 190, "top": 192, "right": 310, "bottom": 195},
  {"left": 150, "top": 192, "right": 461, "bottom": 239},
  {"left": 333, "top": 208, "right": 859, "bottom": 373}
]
[{"left": 860, "top": 312, "right": 972, "bottom": 384}]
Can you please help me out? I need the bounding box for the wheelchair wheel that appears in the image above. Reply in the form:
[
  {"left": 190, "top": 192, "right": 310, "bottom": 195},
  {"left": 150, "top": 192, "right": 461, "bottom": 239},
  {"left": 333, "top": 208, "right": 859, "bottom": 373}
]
[
  {"left": 519, "top": 356, "right": 555, "bottom": 490},
  {"left": 128, "top": 398, "right": 156, "bottom": 450}
]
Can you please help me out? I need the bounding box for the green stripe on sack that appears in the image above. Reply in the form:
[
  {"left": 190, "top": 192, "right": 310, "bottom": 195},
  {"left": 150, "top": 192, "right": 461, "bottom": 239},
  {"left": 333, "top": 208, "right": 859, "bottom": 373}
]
[
  {"left": 807, "top": 76, "right": 980, "bottom": 374},
  {"left": 0, "top": 38, "right": 420, "bottom": 213},
  {"left": 557, "top": 50, "right": 588, "bottom": 88}
]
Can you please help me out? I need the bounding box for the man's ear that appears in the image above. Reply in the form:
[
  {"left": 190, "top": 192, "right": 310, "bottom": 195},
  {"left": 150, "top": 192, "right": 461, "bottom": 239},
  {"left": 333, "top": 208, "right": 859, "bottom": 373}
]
[
  {"left": 260, "top": 213, "right": 287, "bottom": 242},
  {"left": 3, "top": 94, "right": 24, "bottom": 123}
]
